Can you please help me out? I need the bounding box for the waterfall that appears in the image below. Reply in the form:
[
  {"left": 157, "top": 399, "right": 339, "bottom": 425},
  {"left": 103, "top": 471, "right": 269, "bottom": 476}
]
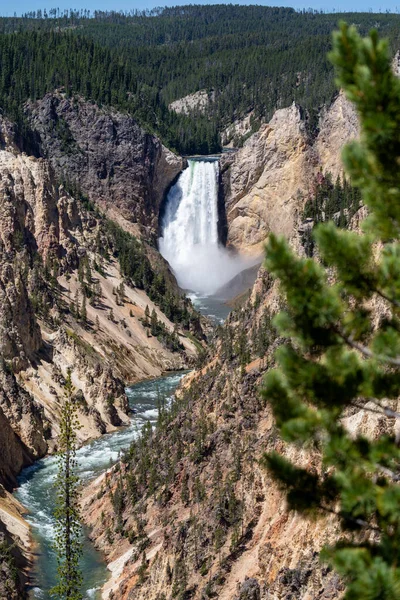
[{"left": 159, "top": 159, "right": 252, "bottom": 296}]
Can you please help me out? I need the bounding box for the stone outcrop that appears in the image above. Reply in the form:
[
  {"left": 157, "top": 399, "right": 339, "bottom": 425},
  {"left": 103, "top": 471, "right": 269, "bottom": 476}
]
[
  {"left": 221, "top": 112, "right": 254, "bottom": 147},
  {"left": 0, "top": 146, "right": 119, "bottom": 487},
  {"left": 0, "top": 399, "right": 42, "bottom": 492},
  {"left": 26, "top": 92, "right": 185, "bottom": 238},
  {"left": 220, "top": 91, "right": 358, "bottom": 254},
  {"left": 0, "top": 138, "right": 198, "bottom": 490},
  {"left": 169, "top": 90, "right": 214, "bottom": 115}
]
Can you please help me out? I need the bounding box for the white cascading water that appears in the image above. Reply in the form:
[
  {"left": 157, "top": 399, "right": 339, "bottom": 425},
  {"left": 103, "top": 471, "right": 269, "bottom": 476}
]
[{"left": 159, "top": 159, "right": 252, "bottom": 295}]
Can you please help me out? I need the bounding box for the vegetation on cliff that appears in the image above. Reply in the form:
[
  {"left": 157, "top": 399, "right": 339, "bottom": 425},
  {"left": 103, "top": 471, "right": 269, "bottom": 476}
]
[
  {"left": 300, "top": 174, "right": 362, "bottom": 256},
  {"left": 104, "top": 220, "right": 199, "bottom": 332},
  {"left": 0, "top": 533, "right": 20, "bottom": 599},
  {"left": 263, "top": 24, "right": 400, "bottom": 598}
]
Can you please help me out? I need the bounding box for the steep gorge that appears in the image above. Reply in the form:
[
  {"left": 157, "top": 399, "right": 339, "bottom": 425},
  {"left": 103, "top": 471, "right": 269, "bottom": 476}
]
[
  {"left": 0, "top": 84, "right": 376, "bottom": 599},
  {"left": 0, "top": 104, "right": 200, "bottom": 596},
  {"left": 80, "top": 92, "right": 369, "bottom": 599}
]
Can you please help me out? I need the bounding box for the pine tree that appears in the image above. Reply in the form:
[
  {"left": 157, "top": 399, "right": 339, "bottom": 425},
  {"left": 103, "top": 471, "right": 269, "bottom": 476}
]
[
  {"left": 150, "top": 308, "right": 158, "bottom": 336},
  {"left": 52, "top": 369, "right": 83, "bottom": 600},
  {"left": 74, "top": 290, "right": 80, "bottom": 319},
  {"left": 261, "top": 24, "right": 400, "bottom": 600},
  {"left": 85, "top": 259, "right": 92, "bottom": 284},
  {"left": 119, "top": 281, "right": 125, "bottom": 302},
  {"left": 78, "top": 262, "right": 84, "bottom": 284},
  {"left": 81, "top": 292, "right": 87, "bottom": 323}
]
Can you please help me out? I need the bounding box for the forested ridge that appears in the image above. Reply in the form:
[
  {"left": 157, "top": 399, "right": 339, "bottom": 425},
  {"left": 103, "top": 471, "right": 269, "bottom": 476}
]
[{"left": 1, "top": 6, "right": 400, "bottom": 153}]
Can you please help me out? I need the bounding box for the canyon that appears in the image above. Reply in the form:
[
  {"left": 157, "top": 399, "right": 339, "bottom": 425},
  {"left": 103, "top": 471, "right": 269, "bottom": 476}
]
[
  {"left": 0, "top": 105, "right": 199, "bottom": 597},
  {"left": 0, "top": 85, "right": 377, "bottom": 600},
  {"left": 79, "top": 92, "right": 364, "bottom": 600}
]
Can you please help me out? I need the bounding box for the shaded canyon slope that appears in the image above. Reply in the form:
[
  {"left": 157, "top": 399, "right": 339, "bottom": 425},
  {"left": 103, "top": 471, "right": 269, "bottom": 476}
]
[
  {"left": 26, "top": 92, "right": 185, "bottom": 239},
  {"left": 0, "top": 106, "right": 198, "bottom": 596},
  {"left": 81, "top": 94, "right": 390, "bottom": 600}
]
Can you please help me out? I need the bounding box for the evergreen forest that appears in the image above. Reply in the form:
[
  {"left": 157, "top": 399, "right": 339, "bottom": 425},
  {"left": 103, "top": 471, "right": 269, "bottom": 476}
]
[{"left": 1, "top": 6, "right": 400, "bottom": 154}]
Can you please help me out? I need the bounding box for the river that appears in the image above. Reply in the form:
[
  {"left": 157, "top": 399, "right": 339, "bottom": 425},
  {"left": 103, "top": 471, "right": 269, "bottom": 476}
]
[
  {"left": 15, "top": 156, "right": 245, "bottom": 598},
  {"left": 15, "top": 373, "right": 187, "bottom": 600}
]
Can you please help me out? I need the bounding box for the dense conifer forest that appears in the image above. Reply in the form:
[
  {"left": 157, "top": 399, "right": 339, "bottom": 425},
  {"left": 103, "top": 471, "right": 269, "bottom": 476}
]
[{"left": 1, "top": 6, "right": 400, "bottom": 153}]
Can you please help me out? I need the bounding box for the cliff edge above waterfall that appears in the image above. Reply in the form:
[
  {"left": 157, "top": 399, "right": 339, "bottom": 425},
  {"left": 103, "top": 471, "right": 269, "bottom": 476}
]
[
  {"left": 220, "top": 91, "right": 358, "bottom": 254},
  {"left": 26, "top": 92, "right": 185, "bottom": 240}
]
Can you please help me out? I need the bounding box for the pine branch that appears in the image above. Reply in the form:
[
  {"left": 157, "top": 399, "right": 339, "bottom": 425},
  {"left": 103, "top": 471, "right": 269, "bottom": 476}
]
[
  {"left": 350, "top": 400, "right": 400, "bottom": 420},
  {"left": 336, "top": 329, "right": 400, "bottom": 367}
]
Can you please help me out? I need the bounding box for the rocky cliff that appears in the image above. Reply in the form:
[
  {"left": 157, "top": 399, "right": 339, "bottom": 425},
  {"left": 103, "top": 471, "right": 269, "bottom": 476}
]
[
  {"left": 26, "top": 92, "right": 185, "bottom": 239},
  {"left": 79, "top": 92, "right": 375, "bottom": 600},
  {"left": 83, "top": 217, "right": 392, "bottom": 600},
  {"left": 0, "top": 108, "right": 201, "bottom": 596},
  {"left": 0, "top": 487, "right": 31, "bottom": 599},
  {"left": 220, "top": 91, "right": 359, "bottom": 255},
  {"left": 169, "top": 90, "right": 214, "bottom": 116}
]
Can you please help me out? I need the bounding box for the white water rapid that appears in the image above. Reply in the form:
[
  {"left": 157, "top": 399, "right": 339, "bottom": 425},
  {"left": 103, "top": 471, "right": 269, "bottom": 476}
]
[{"left": 159, "top": 159, "right": 254, "bottom": 296}]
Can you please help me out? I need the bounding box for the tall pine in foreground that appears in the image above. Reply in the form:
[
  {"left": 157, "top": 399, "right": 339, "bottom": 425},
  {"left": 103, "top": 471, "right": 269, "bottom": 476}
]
[
  {"left": 262, "top": 23, "right": 400, "bottom": 599},
  {"left": 52, "top": 370, "right": 83, "bottom": 600}
]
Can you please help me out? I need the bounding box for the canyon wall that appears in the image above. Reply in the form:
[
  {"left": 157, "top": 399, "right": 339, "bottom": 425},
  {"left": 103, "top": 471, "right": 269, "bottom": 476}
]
[
  {"left": 0, "top": 108, "right": 200, "bottom": 595},
  {"left": 26, "top": 92, "right": 185, "bottom": 239},
  {"left": 220, "top": 91, "right": 359, "bottom": 255}
]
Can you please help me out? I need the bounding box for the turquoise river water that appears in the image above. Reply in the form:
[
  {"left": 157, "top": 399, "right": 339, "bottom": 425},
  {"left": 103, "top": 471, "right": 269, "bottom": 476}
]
[
  {"left": 14, "top": 288, "right": 232, "bottom": 599},
  {"left": 15, "top": 373, "right": 186, "bottom": 600}
]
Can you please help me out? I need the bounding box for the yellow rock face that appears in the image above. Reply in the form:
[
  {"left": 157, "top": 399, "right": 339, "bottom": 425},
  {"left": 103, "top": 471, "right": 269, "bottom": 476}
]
[{"left": 221, "top": 92, "right": 359, "bottom": 254}]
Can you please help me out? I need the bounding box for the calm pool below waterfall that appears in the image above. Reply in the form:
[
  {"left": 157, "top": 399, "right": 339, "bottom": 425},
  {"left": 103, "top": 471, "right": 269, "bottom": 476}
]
[{"left": 15, "top": 373, "right": 186, "bottom": 600}]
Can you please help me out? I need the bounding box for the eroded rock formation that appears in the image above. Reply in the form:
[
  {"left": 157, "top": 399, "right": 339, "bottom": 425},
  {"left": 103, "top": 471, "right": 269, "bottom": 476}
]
[
  {"left": 168, "top": 90, "right": 214, "bottom": 115},
  {"left": 220, "top": 91, "right": 358, "bottom": 254},
  {"left": 26, "top": 92, "right": 185, "bottom": 238}
]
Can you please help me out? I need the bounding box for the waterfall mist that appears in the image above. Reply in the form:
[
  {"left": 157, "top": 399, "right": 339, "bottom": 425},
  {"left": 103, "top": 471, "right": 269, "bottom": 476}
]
[{"left": 159, "top": 159, "right": 256, "bottom": 296}]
